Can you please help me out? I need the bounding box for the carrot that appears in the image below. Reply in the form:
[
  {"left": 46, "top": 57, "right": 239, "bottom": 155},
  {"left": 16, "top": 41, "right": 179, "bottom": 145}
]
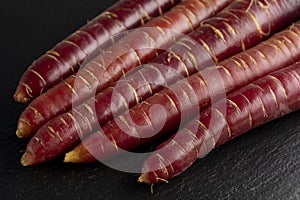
[
  {"left": 61, "top": 20, "right": 300, "bottom": 164},
  {"left": 19, "top": 0, "right": 233, "bottom": 166},
  {"left": 13, "top": 0, "right": 180, "bottom": 104},
  {"left": 22, "top": 0, "right": 300, "bottom": 165},
  {"left": 138, "top": 61, "right": 300, "bottom": 184},
  {"left": 16, "top": 0, "right": 234, "bottom": 138}
]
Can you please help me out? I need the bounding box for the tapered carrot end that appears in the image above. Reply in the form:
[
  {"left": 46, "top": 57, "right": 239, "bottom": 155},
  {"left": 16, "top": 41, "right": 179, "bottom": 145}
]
[
  {"left": 138, "top": 174, "right": 149, "bottom": 184},
  {"left": 13, "top": 87, "right": 31, "bottom": 104},
  {"left": 63, "top": 143, "right": 96, "bottom": 163},
  {"left": 16, "top": 117, "right": 34, "bottom": 138},
  {"left": 21, "top": 151, "right": 35, "bottom": 166},
  {"left": 16, "top": 126, "right": 33, "bottom": 139},
  {"left": 16, "top": 130, "right": 22, "bottom": 138},
  {"left": 64, "top": 151, "right": 81, "bottom": 163}
]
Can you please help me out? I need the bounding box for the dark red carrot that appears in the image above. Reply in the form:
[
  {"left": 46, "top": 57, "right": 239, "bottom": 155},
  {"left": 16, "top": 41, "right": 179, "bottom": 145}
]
[
  {"left": 138, "top": 62, "right": 300, "bottom": 184},
  {"left": 61, "top": 20, "right": 300, "bottom": 164},
  {"left": 19, "top": 0, "right": 233, "bottom": 166},
  {"left": 13, "top": 0, "right": 180, "bottom": 104},
  {"left": 16, "top": 0, "right": 234, "bottom": 138}
]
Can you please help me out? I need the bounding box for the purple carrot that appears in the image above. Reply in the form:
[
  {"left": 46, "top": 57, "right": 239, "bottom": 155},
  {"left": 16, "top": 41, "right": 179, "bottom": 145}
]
[
  {"left": 139, "top": 61, "right": 300, "bottom": 184},
  {"left": 16, "top": 0, "right": 234, "bottom": 138},
  {"left": 14, "top": 0, "right": 180, "bottom": 103},
  {"left": 19, "top": 0, "right": 233, "bottom": 166},
  {"left": 62, "top": 20, "right": 300, "bottom": 164}
]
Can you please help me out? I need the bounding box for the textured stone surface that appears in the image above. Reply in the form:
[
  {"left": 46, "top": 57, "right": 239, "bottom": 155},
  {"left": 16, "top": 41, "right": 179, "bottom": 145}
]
[{"left": 1, "top": 0, "right": 299, "bottom": 199}]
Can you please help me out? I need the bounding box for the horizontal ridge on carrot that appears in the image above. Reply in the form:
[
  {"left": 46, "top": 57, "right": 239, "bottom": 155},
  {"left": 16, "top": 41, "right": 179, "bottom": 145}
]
[
  {"left": 138, "top": 61, "right": 300, "bottom": 184},
  {"left": 13, "top": 0, "right": 180, "bottom": 104},
  {"left": 19, "top": 0, "right": 234, "bottom": 166},
  {"left": 62, "top": 19, "right": 300, "bottom": 164},
  {"left": 16, "top": 0, "right": 235, "bottom": 138}
]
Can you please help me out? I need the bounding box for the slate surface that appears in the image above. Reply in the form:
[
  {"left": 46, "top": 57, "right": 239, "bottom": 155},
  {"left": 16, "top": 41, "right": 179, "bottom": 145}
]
[{"left": 1, "top": 0, "right": 299, "bottom": 199}]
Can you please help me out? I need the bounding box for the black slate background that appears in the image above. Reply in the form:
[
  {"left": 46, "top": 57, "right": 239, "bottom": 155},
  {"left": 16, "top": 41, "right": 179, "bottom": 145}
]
[{"left": 1, "top": 0, "right": 300, "bottom": 199}]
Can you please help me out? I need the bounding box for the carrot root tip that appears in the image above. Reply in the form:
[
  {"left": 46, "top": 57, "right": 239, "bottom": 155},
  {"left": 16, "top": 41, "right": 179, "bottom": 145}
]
[
  {"left": 20, "top": 151, "right": 35, "bottom": 166},
  {"left": 138, "top": 174, "right": 148, "bottom": 184},
  {"left": 13, "top": 91, "right": 29, "bottom": 104},
  {"left": 16, "top": 127, "right": 32, "bottom": 138},
  {"left": 16, "top": 130, "right": 24, "bottom": 138},
  {"left": 64, "top": 151, "right": 80, "bottom": 163}
]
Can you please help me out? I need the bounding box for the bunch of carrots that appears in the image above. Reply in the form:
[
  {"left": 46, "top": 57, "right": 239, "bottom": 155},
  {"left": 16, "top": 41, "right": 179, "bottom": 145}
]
[{"left": 14, "top": 0, "right": 300, "bottom": 185}]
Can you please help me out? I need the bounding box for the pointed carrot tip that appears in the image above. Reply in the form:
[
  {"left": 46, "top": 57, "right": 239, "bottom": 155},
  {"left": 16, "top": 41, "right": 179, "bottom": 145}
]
[
  {"left": 16, "top": 120, "right": 33, "bottom": 138},
  {"left": 20, "top": 151, "right": 35, "bottom": 166},
  {"left": 16, "top": 130, "right": 24, "bottom": 138},
  {"left": 138, "top": 175, "right": 145, "bottom": 183},
  {"left": 64, "top": 151, "right": 80, "bottom": 163},
  {"left": 16, "top": 127, "right": 32, "bottom": 138},
  {"left": 138, "top": 174, "right": 150, "bottom": 184},
  {"left": 13, "top": 91, "right": 30, "bottom": 104}
]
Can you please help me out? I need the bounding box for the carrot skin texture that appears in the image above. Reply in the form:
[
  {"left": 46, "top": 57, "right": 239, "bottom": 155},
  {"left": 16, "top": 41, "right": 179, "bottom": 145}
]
[
  {"left": 14, "top": 0, "right": 180, "bottom": 103},
  {"left": 140, "top": 62, "right": 300, "bottom": 184},
  {"left": 19, "top": 0, "right": 300, "bottom": 162},
  {"left": 17, "top": 0, "right": 300, "bottom": 139},
  {"left": 65, "top": 20, "right": 300, "bottom": 163},
  {"left": 20, "top": 0, "right": 234, "bottom": 165},
  {"left": 17, "top": 0, "right": 234, "bottom": 139}
]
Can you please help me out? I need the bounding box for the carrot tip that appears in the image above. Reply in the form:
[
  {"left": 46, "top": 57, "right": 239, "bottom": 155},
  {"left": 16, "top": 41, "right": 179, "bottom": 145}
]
[
  {"left": 16, "top": 130, "right": 23, "bottom": 138},
  {"left": 64, "top": 151, "right": 80, "bottom": 163},
  {"left": 16, "top": 128, "right": 32, "bottom": 138},
  {"left": 138, "top": 174, "right": 147, "bottom": 184},
  {"left": 13, "top": 91, "right": 30, "bottom": 104},
  {"left": 16, "top": 121, "right": 33, "bottom": 138},
  {"left": 20, "top": 151, "right": 34, "bottom": 166}
]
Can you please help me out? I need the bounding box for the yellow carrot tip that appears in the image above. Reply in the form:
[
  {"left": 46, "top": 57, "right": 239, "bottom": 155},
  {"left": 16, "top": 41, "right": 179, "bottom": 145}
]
[
  {"left": 64, "top": 151, "right": 81, "bottom": 163},
  {"left": 20, "top": 151, "right": 34, "bottom": 166},
  {"left": 13, "top": 91, "right": 29, "bottom": 104},
  {"left": 138, "top": 174, "right": 147, "bottom": 184},
  {"left": 16, "top": 126, "right": 32, "bottom": 138},
  {"left": 16, "top": 130, "right": 23, "bottom": 138}
]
